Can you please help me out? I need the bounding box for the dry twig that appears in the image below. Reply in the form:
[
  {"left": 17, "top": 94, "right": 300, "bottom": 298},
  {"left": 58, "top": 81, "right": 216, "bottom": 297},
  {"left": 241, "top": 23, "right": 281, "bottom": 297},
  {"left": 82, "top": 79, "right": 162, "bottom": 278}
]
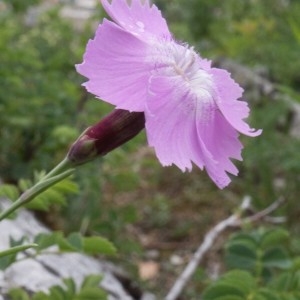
[{"left": 165, "top": 196, "right": 285, "bottom": 300}]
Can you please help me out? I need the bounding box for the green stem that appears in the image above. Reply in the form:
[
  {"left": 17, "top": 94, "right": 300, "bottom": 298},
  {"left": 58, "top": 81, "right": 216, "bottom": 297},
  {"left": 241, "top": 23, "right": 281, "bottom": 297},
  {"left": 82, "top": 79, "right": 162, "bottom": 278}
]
[
  {"left": 42, "top": 157, "right": 73, "bottom": 180},
  {"left": 0, "top": 158, "right": 75, "bottom": 222},
  {"left": 0, "top": 243, "right": 38, "bottom": 258}
]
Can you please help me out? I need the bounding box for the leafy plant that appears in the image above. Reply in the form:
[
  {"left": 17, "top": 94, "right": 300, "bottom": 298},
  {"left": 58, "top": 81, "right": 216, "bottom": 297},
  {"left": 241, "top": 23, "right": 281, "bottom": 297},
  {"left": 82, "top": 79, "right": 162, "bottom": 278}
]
[
  {"left": 202, "top": 228, "right": 300, "bottom": 300},
  {"left": 2, "top": 0, "right": 42, "bottom": 13},
  {"left": 0, "top": 171, "right": 79, "bottom": 211},
  {"left": 202, "top": 269, "right": 300, "bottom": 300},
  {"left": 0, "top": 7, "right": 102, "bottom": 182},
  {"left": 0, "top": 231, "right": 115, "bottom": 275},
  {"left": 225, "top": 228, "right": 292, "bottom": 279},
  {"left": 8, "top": 275, "right": 108, "bottom": 300},
  {"left": 34, "top": 231, "right": 116, "bottom": 256},
  {"left": 0, "top": 237, "right": 36, "bottom": 270}
]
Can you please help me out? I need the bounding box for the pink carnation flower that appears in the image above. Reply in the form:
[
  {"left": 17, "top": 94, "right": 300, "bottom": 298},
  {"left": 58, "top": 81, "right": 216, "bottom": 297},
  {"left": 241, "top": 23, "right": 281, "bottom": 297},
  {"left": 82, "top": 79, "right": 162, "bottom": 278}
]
[{"left": 76, "top": 0, "right": 262, "bottom": 189}]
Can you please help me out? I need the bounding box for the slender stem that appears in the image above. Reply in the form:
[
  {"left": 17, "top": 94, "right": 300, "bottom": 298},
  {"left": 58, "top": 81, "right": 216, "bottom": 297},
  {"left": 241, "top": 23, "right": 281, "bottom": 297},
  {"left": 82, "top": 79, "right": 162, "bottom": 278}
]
[
  {"left": 0, "top": 244, "right": 38, "bottom": 258},
  {"left": 42, "top": 157, "right": 73, "bottom": 180},
  {"left": 0, "top": 167, "right": 75, "bottom": 222}
]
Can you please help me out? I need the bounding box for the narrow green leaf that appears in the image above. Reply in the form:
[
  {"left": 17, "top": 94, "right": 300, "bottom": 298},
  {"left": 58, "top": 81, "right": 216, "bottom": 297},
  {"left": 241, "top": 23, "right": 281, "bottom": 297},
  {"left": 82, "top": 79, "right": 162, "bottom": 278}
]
[
  {"left": 0, "top": 243, "right": 37, "bottom": 258},
  {"left": 82, "top": 236, "right": 116, "bottom": 256},
  {"left": 0, "top": 242, "right": 37, "bottom": 270}
]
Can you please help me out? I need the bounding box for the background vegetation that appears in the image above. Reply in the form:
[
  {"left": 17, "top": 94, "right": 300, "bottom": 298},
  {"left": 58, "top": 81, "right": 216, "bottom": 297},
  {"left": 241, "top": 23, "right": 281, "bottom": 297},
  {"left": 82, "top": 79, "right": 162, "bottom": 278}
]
[{"left": 0, "top": 0, "right": 300, "bottom": 298}]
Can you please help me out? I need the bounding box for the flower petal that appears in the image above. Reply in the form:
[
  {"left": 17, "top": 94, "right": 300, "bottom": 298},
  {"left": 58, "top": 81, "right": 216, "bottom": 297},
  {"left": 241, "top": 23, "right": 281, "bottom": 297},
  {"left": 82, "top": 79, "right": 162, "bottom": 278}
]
[
  {"left": 101, "top": 0, "right": 171, "bottom": 42},
  {"left": 76, "top": 19, "right": 152, "bottom": 112},
  {"left": 195, "top": 107, "right": 243, "bottom": 189},
  {"left": 145, "top": 74, "right": 206, "bottom": 172},
  {"left": 146, "top": 70, "right": 245, "bottom": 189},
  {"left": 211, "top": 68, "right": 262, "bottom": 137}
]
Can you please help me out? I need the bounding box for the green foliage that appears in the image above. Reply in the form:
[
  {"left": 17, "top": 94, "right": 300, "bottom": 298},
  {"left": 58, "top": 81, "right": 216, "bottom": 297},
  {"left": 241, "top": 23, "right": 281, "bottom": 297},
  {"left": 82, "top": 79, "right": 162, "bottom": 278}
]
[
  {"left": 0, "top": 184, "right": 19, "bottom": 202},
  {"left": 172, "top": 0, "right": 300, "bottom": 86},
  {"left": 0, "top": 6, "right": 102, "bottom": 182},
  {"left": 202, "top": 269, "right": 300, "bottom": 300},
  {"left": 202, "top": 270, "right": 256, "bottom": 300},
  {"left": 269, "top": 270, "right": 300, "bottom": 297},
  {"left": 0, "top": 243, "right": 37, "bottom": 259},
  {"left": 2, "top": 0, "right": 42, "bottom": 13},
  {"left": 202, "top": 228, "right": 300, "bottom": 299},
  {"left": 19, "top": 171, "right": 79, "bottom": 211},
  {"left": 0, "top": 237, "right": 25, "bottom": 270},
  {"left": 225, "top": 228, "right": 292, "bottom": 279},
  {"left": 0, "top": 171, "right": 79, "bottom": 211},
  {"left": 34, "top": 231, "right": 116, "bottom": 256},
  {"left": 1, "top": 1, "right": 300, "bottom": 298},
  {"left": 8, "top": 275, "right": 108, "bottom": 300},
  {"left": 240, "top": 97, "right": 300, "bottom": 219},
  {"left": 0, "top": 237, "right": 37, "bottom": 270}
]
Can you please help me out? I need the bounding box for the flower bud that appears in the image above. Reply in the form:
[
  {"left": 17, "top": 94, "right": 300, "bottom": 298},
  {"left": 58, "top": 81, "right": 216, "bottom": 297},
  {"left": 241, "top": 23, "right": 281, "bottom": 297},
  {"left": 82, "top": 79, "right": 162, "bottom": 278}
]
[{"left": 67, "top": 109, "right": 145, "bottom": 165}]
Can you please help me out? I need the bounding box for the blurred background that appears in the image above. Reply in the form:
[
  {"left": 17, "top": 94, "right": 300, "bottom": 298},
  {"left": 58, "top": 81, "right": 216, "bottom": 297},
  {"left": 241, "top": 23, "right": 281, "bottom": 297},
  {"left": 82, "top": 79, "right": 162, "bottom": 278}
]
[{"left": 0, "top": 0, "right": 300, "bottom": 298}]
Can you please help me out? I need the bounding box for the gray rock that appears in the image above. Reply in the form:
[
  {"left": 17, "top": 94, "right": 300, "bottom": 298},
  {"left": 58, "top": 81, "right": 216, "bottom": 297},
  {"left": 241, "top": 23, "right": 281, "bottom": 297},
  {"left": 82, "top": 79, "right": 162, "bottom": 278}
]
[{"left": 0, "top": 199, "right": 137, "bottom": 299}]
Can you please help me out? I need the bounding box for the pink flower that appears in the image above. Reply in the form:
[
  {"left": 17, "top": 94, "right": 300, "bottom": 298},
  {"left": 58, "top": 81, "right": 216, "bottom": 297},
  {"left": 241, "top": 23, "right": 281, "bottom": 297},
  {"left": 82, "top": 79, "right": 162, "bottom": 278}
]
[{"left": 76, "top": 0, "right": 262, "bottom": 189}]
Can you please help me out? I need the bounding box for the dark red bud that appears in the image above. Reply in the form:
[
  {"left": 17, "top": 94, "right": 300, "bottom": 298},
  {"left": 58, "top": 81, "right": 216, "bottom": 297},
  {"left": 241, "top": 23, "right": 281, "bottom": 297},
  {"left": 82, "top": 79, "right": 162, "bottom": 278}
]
[{"left": 67, "top": 109, "right": 145, "bottom": 165}]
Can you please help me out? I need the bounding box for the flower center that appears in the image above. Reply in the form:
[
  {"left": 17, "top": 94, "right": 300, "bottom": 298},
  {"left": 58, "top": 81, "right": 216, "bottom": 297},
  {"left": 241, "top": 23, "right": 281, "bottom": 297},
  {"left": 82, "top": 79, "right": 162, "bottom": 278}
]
[
  {"left": 149, "top": 40, "right": 216, "bottom": 114},
  {"left": 172, "top": 44, "right": 214, "bottom": 99}
]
